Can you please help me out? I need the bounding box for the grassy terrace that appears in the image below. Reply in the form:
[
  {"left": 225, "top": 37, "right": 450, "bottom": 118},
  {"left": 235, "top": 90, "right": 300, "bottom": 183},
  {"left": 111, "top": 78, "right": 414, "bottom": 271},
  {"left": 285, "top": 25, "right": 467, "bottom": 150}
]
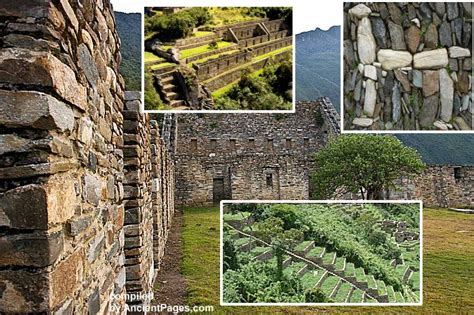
[
  {"left": 350, "top": 289, "right": 364, "bottom": 302},
  {"left": 149, "top": 62, "right": 175, "bottom": 70},
  {"left": 208, "top": 7, "right": 263, "bottom": 27},
  {"left": 144, "top": 51, "right": 164, "bottom": 63},
  {"left": 179, "top": 41, "right": 233, "bottom": 59},
  {"left": 191, "top": 30, "right": 214, "bottom": 38},
  {"left": 223, "top": 211, "right": 252, "bottom": 221},
  {"left": 253, "top": 45, "right": 292, "bottom": 61},
  {"left": 320, "top": 276, "right": 339, "bottom": 296},
  {"left": 300, "top": 271, "right": 320, "bottom": 289},
  {"left": 294, "top": 240, "right": 312, "bottom": 252},
  {"left": 183, "top": 207, "right": 473, "bottom": 312},
  {"left": 344, "top": 262, "right": 355, "bottom": 277},
  {"left": 188, "top": 49, "right": 240, "bottom": 67},
  {"left": 334, "top": 281, "right": 351, "bottom": 302}
]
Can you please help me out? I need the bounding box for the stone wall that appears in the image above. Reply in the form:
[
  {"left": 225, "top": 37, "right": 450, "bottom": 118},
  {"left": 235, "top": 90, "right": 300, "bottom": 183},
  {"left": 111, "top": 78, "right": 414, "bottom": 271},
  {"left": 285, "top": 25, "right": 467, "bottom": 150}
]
[
  {"left": 174, "top": 100, "right": 334, "bottom": 206},
  {"left": 204, "top": 50, "right": 292, "bottom": 92},
  {"left": 389, "top": 165, "right": 474, "bottom": 208},
  {"left": 0, "top": 0, "right": 125, "bottom": 312},
  {"left": 343, "top": 2, "right": 473, "bottom": 131},
  {"left": 0, "top": 1, "right": 175, "bottom": 313}
]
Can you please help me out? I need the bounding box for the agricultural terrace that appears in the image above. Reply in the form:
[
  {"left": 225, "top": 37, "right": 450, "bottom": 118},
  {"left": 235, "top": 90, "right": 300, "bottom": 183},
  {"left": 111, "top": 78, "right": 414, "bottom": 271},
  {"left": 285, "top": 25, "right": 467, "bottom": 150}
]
[
  {"left": 144, "top": 7, "right": 293, "bottom": 110},
  {"left": 222, "top": 203, "right": 421, "bottom": 304}
]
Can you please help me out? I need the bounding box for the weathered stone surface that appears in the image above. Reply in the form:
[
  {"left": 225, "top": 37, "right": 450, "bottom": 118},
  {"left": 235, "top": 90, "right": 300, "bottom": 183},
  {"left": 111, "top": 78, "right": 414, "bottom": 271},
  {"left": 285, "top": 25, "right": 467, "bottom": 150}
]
[
  {"left": 83, "top": 174, "right": 102, "bottom": 206},
  {"left": 456, "top": 72, "right": 470, "bottom": 94},
  {"left": 463, "top": 22, "right": 471, "bottom": 47},
  {"left": 352, "top": 117, "right": 373, "bottom": 127},
  {"left": 446, "top": 3, "right": 459, "bottom": 20},
  {"left": 357, "top": 17, "right": 376, "bottom": 64},
  {"left": 412, "top": 70, "right": 422, "bottom": 88},
  {"left": 81, "top": 30, "right": 94, "bottom": 53},
  {"left": 419, "top": 94, "right": 439, "bottom": 128},
  {"left": 348, "top": 4, "right": 371, "bottom": 19},
  {"left": 413, "top": 49, "right": 449, "bottom": 69},
  {"left": 454, "top": 116, "right": 471, "bottom": 130},
  {"left": 388, "top": 21, "right": 406, "bottom": 50},
  {"left": 370, "top": 17, "right": 387, "bottom": 48},
  {"left": 59, "top": 0, "right": 79, "bottom": 32},
  {"left": 387, "top": 3, "right": 402, "bottom": 24},
  {"left": 392, "top": 83, "right": 401, "bottom": 122},
  {"left": 422, "top": 70, "right": 439, "bottom": 97},
  {"left": 424, "top": 23, "right": 438, "bottom": 49},
  {"left": 434, "top": 120, "right": 450, "bottom": 130},
  {"left": 354, "top": 79, "right": 362, "bottom": 101},
  {"left": 405, "top": 25, "right": 420, "bottom": 54},
  {"left": 0, "top": 90, "right": 74, "bottom": 131},
  {"left": 434, "top": 3, "right": 445, "bottom": 17},
  {"left": 451, "top": 18, "right": 463, "bottom": 45},
  {"left": 0, "top": 231, "right": 64, "bottom": 267},
  {"left": 439, "top": 21, "right": 452, "bottom": 47},
  {"left": 0, "top": 48, "right": 87, "bottom": 110},
  {"left": 394, "top": 70, "right": 411, "bottom": 92},
  {"left": 419, "top": 3, "right": 432, "bottom": 20},
  {"left": 344, "top": 40, "right": 355, "bottom": 66},
  {"left": 439, "top": 68, "right": 454, "bottom": 122},
  {"left": 448, "top": 46, "right": 471, "bottom": 58},
  {"left": 77, "top": 43, "right": 99, "bottom": 86},
  {"left": 363, "top": 79, "right": 377, "bottom": 117},
  {"left": 377, "top": 50, "right": 412, "bottom": 70},
  {"left": 364, "top": 65, "right": 377, "bottom": 80},
  {"left": 2, "top": 34, "right": 59, "bottom": 51},
  {"left": 50, "top": 249, "right": 84, "bottom": 308},
  {"left": 0, "top": 0, "right": 50, "bottom": 18},
  {"left": 0, "top": 269, "right": 49, "bottom": 312},
  {"left": 0, "top": 176, "right": 75, "bottom": 229}
]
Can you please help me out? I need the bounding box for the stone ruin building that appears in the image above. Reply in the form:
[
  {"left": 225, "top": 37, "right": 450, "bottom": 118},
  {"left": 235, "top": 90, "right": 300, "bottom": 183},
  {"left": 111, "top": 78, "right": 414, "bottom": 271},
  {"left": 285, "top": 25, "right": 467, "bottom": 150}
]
[
  {"left": 172, "top": 97, "right": 340, "bottom": 205},
  {"left": 145, "top": 13, "right": 293, "bottom": 109},
  {"left": 0, "top": 1, "right": 472, "bottom": 314}
]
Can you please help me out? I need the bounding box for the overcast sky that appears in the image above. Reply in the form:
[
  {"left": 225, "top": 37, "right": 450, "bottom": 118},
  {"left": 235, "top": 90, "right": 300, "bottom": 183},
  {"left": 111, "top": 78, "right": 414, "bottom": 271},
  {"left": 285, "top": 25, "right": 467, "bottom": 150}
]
[{"left": 110, "top": 0, "right": 340, "bottom": 34}]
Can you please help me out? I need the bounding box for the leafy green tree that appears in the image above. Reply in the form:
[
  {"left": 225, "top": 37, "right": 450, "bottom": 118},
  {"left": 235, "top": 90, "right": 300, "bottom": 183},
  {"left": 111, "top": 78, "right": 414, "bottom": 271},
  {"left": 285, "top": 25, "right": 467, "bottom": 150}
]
[
  {"left": 223, "top": 232, "right": 239, "bottom": 272},
  {"left": 311, "top": 135, "right": 426, "bottom": 200},
  {"left": 304, "top": 287, "right": 329, "bottom": 303},
  {"left": 254, "top": 217, "right": 303, "bottom": 281}
]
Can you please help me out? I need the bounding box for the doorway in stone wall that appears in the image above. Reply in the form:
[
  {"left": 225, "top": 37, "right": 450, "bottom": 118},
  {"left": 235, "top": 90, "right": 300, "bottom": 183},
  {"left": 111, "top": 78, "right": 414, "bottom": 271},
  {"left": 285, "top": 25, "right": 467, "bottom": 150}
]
[{"left": 213, "top": 178, "right": 225, "bottom": 204}]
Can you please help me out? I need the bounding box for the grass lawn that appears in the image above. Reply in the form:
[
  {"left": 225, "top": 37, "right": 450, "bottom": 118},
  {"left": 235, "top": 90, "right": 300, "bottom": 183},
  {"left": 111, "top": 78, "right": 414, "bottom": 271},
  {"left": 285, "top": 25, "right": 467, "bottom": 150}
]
[
  {"left": 149, "top": 62, "right": 175, "bottom": 70},
  {"left": 180, "top": 41, "right": 233, "bottom": 59},
  {"left": 181, "top": 207, "right": 474, "bottom": 313},
  {"left": 144, "top": 51, "right": 164, "bottom": 63},
  {"left": 192, "top": 31, "right": 214, "bottom": 38}
]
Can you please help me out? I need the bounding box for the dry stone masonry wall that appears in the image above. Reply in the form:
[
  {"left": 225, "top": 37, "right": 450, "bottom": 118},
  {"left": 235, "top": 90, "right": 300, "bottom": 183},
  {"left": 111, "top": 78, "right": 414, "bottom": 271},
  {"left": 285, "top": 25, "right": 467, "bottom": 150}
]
[
  {"left": 343, "top": 2, "right": 473, "bottom": 131},
  {"left": 0, "top": 1, "right": 175, "bottom": 313},
  {"left": 174, "top": 99, "right": 337, "bottom": 206}
]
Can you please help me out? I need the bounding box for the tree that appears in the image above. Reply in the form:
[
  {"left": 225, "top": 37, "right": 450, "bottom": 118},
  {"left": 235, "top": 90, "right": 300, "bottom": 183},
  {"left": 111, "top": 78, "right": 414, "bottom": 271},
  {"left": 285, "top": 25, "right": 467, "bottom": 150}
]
[
  {"left": 254, "top": 217, "right": 303, "bottom": 281},
  {"left": 311, "top": 135, "right": 426, "bottom": 200}
]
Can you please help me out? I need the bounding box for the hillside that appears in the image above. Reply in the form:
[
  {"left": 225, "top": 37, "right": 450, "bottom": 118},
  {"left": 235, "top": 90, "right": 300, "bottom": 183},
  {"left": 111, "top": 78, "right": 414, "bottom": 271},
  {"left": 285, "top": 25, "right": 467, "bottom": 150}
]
[
  {"left": 296, "top": 27, "right": 474, "bottom": 166},
  {"left": 115, "top": 12, "right": 141, "bottom": 91},
  {"left": 296, "top": 26, "right": 340, "bottom": 109}
]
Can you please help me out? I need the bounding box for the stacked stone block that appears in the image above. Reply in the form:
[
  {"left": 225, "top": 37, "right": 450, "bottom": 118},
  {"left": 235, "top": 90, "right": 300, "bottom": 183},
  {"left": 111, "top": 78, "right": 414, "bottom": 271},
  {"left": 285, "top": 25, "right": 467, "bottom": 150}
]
[
  {"left": 343, "top": 2, "right": 473, "bottom": 130},
  {"left": 0, "top": 1, "right": 176, "bottom": 313},
  {"left": 174, "top": 99, "right": 337, "bottom": 206},
  {"left": 0, "top": 0, "right": 126, "bottom": 313}
]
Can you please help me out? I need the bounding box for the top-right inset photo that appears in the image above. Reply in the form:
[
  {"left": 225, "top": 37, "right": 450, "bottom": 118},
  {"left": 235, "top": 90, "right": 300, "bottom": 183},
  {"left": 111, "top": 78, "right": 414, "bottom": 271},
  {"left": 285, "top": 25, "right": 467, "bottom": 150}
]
[{"left": 343, "top": 2, "right": 473, "bottom": 132}]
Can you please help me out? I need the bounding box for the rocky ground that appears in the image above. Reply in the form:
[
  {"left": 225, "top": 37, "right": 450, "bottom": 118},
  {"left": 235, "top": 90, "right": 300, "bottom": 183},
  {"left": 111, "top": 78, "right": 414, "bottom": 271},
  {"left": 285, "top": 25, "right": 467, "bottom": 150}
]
[{"left": 343, "top": 2, "right": 472, "bottom": 131}]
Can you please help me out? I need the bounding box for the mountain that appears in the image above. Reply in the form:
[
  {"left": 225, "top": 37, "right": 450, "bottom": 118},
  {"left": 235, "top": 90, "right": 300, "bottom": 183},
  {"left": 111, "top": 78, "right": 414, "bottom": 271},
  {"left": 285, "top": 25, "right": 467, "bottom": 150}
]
[
  {"left": 115, "top": 12, "right": 141, "bottom": 91},
  {"left": 296, "top": 26, "right": 474, "bottom": 165},
  {"left": 296, "top": 26, "right": 340, "bottom": 110}
]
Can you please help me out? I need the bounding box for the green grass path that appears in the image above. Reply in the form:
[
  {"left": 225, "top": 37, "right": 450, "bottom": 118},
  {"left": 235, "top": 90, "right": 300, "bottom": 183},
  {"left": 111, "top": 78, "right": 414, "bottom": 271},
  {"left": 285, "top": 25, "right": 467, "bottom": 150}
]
[{"left": 181, "top": 207, "right": 474, "bottom": 314}]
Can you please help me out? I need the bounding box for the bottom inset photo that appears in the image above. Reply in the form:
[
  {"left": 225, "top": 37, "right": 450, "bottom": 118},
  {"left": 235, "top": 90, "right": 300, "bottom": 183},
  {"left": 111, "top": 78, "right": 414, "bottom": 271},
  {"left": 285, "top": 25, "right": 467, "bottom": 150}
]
[{"left": 220, "top": 201, "right": 422, "bottom": 306}]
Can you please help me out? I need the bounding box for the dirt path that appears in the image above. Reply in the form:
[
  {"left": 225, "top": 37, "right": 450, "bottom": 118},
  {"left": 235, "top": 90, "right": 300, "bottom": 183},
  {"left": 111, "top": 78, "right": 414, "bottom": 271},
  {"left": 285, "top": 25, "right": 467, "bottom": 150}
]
[{"left": 152, "top": 209, "right": 187, "bottom": 308}]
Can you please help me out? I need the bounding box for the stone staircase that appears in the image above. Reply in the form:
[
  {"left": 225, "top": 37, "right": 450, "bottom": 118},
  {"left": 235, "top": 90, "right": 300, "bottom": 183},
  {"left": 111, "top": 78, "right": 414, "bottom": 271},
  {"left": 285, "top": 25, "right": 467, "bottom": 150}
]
[{"left": 154, "top": 69, "right": 187, "bottom": 109}]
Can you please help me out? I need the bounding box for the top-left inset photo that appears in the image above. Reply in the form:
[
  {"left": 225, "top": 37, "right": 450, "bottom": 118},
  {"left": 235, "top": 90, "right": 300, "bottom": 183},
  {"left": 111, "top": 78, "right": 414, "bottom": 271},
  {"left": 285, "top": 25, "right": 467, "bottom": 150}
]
[{"left": 143, "top": 7, "right": 294, "bottom": 112}]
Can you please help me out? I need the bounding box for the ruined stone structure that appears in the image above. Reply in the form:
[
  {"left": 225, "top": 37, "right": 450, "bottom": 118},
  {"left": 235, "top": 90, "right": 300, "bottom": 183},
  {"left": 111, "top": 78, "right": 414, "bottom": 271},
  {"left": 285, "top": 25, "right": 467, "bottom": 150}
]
[
  {"left": 173, "top": 99, "right": 339, "bottom": 206},
  {"left": 145, "top": 13, "right": 293, "bottom": 110},
  {"left": 343, "top": 2, "right": 472, "bottom": 130},
  {"left": 390, "top": 165, "right": 474, "bottom": 208},
  {"left": 0, "top": 1, "right": 174, "bottom": 313}
]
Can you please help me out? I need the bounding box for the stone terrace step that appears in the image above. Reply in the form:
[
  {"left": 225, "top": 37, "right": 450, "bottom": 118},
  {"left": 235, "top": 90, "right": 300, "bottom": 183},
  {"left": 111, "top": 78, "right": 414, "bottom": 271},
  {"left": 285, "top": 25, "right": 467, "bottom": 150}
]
[
  {"left": 333, "top": 281, "right": 352, "bottom": 302},
  {"left": 294, "top": 240, "right": 314, "bottom": 256}
]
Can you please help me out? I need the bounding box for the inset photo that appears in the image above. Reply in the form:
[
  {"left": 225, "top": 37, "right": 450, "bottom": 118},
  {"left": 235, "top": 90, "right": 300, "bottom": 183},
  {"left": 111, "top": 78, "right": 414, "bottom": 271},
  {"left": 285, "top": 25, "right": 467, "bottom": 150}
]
[
  {"left": 342, "top": 2, "right": 472, "bottom": 131},
  {"left": 221, "top": 201, "right": 422, "bottom": 305},
  {"left": 143, "top": 7, "right": 294, "bottom": 112}
]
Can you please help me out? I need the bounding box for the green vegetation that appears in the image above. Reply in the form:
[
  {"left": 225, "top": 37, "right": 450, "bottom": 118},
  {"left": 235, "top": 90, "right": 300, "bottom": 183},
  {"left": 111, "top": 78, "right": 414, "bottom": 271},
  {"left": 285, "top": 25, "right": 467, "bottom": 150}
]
[
  {"left": 145, "top": 8, "right": 211, "bottom": 40},
  {"left": 115, "top": 12, "right": 141, "bottom": 90},
  {"left": 144, "top": 51, "right": 164, "bottom": 63},
  {"left": 215, "top": 59, "right": 293, "bottom": 110},
  {"left": 222, "top": 203, "right": 420, "bottom": 304},
  {"left": 144, "top": 72, "right": 166, "bottom": 110},
  {"left": 179, "top": 41, "right": 233, "bottom": 59},
  {"left": 253, "top": 45, "right": 292, "bottom": 61},
  {"left": 149, "top": 62, "right": 175, "bottom": 70},
  {"left": 311, "top": 135, "right": 426, "bottom": 200},
  {"left": 191, "top": 30, "right": 214, "bottom": 38},
  {"left": 182, "top": 206, "right": 474, "bottom": 313}
]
